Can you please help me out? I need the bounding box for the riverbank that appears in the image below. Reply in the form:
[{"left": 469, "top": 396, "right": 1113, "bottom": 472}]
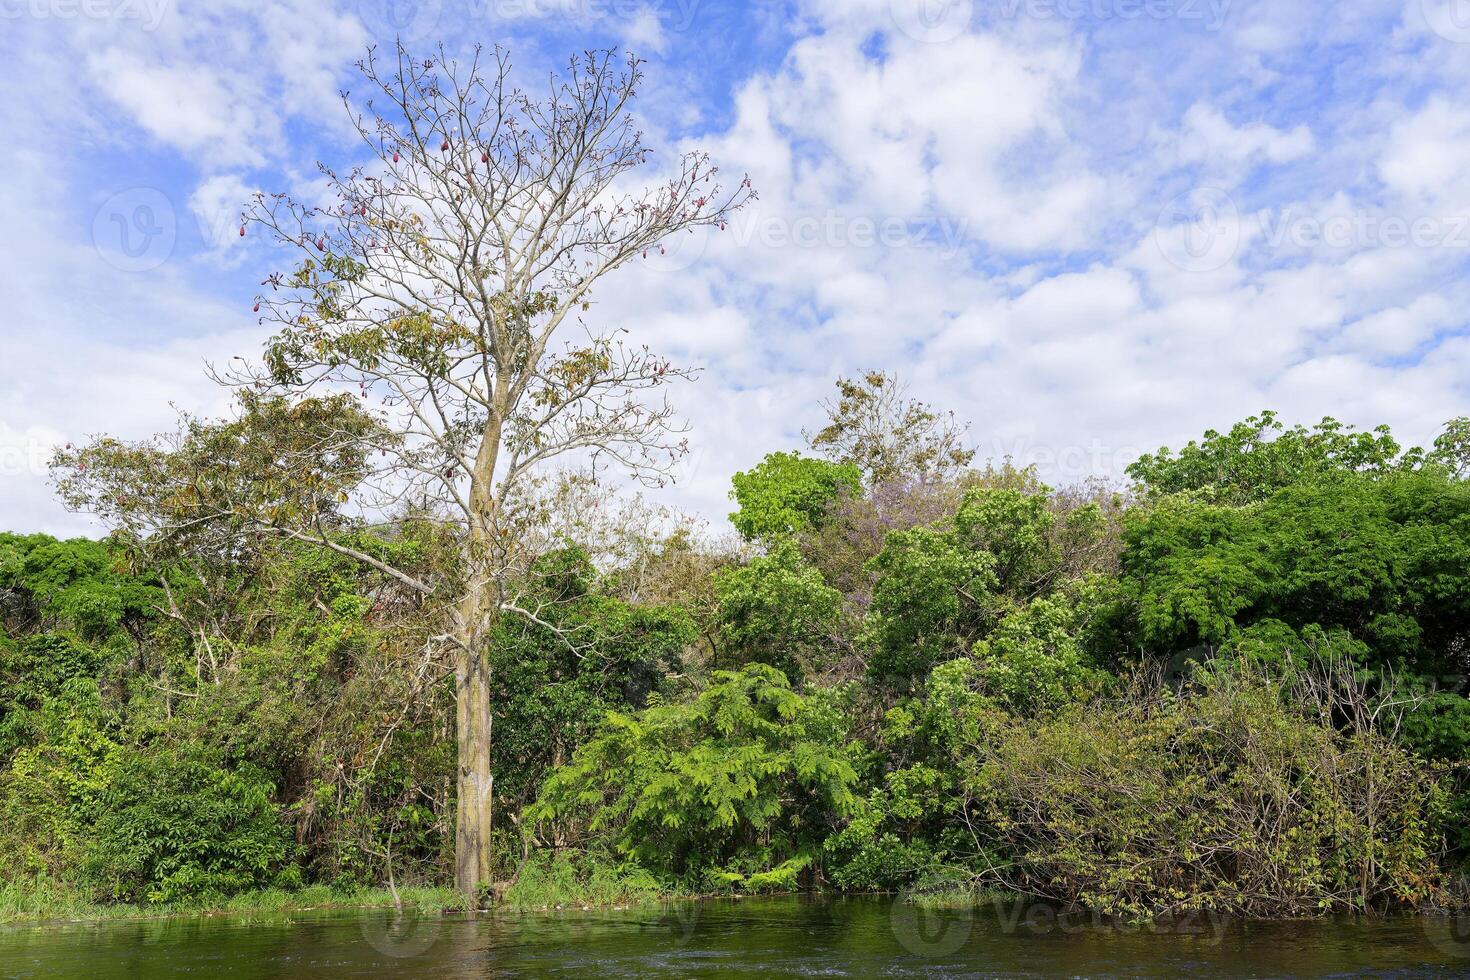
[
  {"left": 0, "top": 881, "right": 467, "bottom": 926},
  {"left": 0, "top": 866, "right": 685, "bottom": 925},
  {"left": 7, "top": 876, "right": 1462, "bottom": 929}
]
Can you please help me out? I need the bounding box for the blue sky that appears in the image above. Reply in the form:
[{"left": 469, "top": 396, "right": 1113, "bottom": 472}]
[{"left": 3, "top": 0, "right": 1470, "bottom": 534}]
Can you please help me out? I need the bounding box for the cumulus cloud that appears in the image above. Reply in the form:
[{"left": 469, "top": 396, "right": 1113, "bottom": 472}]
[{"left": 2, "top": 0, "right": 1467, "bottom": 536}]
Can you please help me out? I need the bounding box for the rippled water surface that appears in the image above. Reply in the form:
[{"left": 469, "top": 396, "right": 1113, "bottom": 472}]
[{"left": 4, "top": 895, "right": 1470, "bottom": 977}]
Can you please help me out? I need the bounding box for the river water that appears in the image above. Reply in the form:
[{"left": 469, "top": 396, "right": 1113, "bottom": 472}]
[{"left": 4, "top": 895, "right": 1470, "bottom": 977}]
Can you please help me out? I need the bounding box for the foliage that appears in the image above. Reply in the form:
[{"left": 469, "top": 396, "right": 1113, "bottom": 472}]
[
  {"left": 502, "top": 850, "right": 666, "bottom": 909},
  {"left": 804, "top": 372, "right": 975, "bottom": 486},
  {"left": 728, "top": 452, "right": 861, "bottom": 543},
  {"left": 527, "top": 664, "right": 860, "bottom": 886},
  {"left": 85, "top": 746, "right": 299, "bottom": 903},
  {"left": 54, "top": 42, "right": 755, "bottom": 901},
  {"left": 7, "top": 398, "right": 1470, "bottom": 921},
  {"left": 969, "top": 661, "right": 1446, "bottom": 916},
  {"left": 489, "top": 548, "right": 698, "bottom": 815},
  {"left": 714, "top": 540, "right": 842, "bottom": 681},
  {"left": 0, "top": 880, "right": 463, "bottom": 924},
  {"left": 1122, "top": 470, "right": 1470, "bottom": 674},
  {"left": 1126, "top": 411, "right": 1415, "bottom": 505},
  {"left": 860, "top": 484, "right": 1113, "bottom": 682},
  {"left": 863, "top": 523, "right": 996, "bottom": 681},
  {"left": 50, "top": 393, "right": 389, "bottom": 548},
  {"left": 969, "top": 593, "right": 1108, "bottom": 715},
  {"left": 821, "top": 761, "right": 955, "bottom": 891},
  {"left": 1431, "top": 417, "right": 1470, "bottom": 479}
]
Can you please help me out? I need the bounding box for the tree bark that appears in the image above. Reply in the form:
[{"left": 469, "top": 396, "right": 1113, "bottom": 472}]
[
  {"left": 453, "top": 405, "right": 505, "bottom": 901},
  {"left": 454, "top": 642, "right": 495, "bottom": 900}
]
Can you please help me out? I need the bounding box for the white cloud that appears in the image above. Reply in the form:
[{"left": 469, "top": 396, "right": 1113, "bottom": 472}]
[
  {"left": 618, "top": 5, "right": 668, "bottom": 54},
  {"left": 1334, "top": 294, "right": 1457, "bottom": 359},
  {"left": 2, "top": 0, "right": 1467, "bottom": 539},
  {"left": 1379, "top": 97, "right": 1470, "bottom": 213},
  {"left": 189, "top": 174, "right": 259, "bottom": 252},
  {"left": 1178, "top": 102, "right": 1315, "bottom": 168},
  {"left": 88, "top": 49, "right": 272, "bottom": 168}
]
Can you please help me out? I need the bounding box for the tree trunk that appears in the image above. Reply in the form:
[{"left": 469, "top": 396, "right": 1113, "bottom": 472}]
[
  {"left": 454, "top": 642, "right": 495, "bottom": 900},
  {"left": 454, "top": 400, "right": 505, "bottom": 901}
]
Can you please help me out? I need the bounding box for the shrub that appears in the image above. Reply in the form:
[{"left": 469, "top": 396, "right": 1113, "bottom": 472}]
[
  {"left": 504, "top": 850, "right": 664, "bottom": 908},
  {"left": 728, "top": 452, "right": 861, "bottom": 542},
  {"left": 714, "top": 540, "right": 842, "bottom": 681},
  {"left": 970, "top": 595, "right": 1106, "bottom": 715},
  {"left": 85, "top": 746, "right": 299, "bottom": 904},
  {"left": 526, "top": 664, "right": 860, "bottom": 886},
  {"left": 969, "top": 660, "right": 1445, "bottom": 917}
]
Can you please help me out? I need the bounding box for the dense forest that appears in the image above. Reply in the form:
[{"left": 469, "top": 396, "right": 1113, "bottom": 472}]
[
  {"left": 4, "top": 372, "right": 1469, "bottom": 919},
  {"left": 3, "top": 45, "right": 1469, "bottom": 925}
]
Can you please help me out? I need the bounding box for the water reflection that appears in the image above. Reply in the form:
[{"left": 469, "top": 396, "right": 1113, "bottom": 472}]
[{"left": 1, "top": 895, "right": 1466, "bottom": 978}]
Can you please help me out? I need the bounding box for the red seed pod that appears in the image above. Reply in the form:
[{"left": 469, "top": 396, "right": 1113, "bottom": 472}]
[
  {"left": 481, "top": 151, "right": 489, "bottom": 163},
  {"left": 238, "top": 225, "right": 245, "bottom": 237},
  {"left": 441, "top": 139, "right": 450, "bottom": 152},
  {"left": 253, "top": 302, "right": 260, "bottom": 313},
  {"left": 392, "top": 151, "right": 400, "bottom": 163}
]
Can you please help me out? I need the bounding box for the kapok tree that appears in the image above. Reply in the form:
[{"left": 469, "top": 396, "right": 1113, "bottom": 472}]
[{"left": 58, "top": 43, "right": 752, "bottom": 900}]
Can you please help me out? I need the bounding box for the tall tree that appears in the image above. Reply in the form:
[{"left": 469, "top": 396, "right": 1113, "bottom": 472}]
[
  {"left": 56, "top": 43, "right": 751, "bottom": 899},
  {"left": 804, "top": 372, "right": 974, "bottom": 488}
]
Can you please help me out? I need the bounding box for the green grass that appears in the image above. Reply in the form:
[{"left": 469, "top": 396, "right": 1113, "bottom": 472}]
[
  {"left": 903, "top": 883, "right": 1010, "bottom": 909},
  {"left": 0, "top": 879, "right": 466, "bottom": 925},
  {"left": 500, "top": 852, "right": 678, "bottom": 911}
]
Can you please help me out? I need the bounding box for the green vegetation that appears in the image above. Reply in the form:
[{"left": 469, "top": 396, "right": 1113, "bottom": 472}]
[
  {"left": 0, "top": 881, "right": 464, "bottom": 924},
  {"left": 5, "top": 378, "right": 1470, "bottom": 923}
]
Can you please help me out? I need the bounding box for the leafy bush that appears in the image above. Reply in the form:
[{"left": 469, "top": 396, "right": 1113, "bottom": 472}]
[
  {"left": 863, "top": 525, "right": 995, "bottom": 681},
  {"left": 1126, "top": 411, "right": 1413, "bottom": 505},
  {"left": 728, "top": 452, "right": 861, "bottom": 542},
  {"left": 85, "top": 747, "right": 299, "bottom": 903},
  {"left": 503, "top": 850, "right": 664, "bottom": 908},
  {"left": 1122, "top": 471, "right": 1470, "bottom": 674},
  {"left": 0, "top": 679, "right": 118, "bottom": 879},
  {"left": 822, "top": 763, "right": 953, "bottom": 891},
  {"left": 970, "top": 594, "right": 1106, "bottom": 715},
  {"left": 970, "top": 661, "right": 1446, "bottom": 916},
  {"left": 527, "top": 664, "right": 860, "bottom": 886},
  {"left": 714, "top": 540, "right": 842, "bottom": 681}
]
